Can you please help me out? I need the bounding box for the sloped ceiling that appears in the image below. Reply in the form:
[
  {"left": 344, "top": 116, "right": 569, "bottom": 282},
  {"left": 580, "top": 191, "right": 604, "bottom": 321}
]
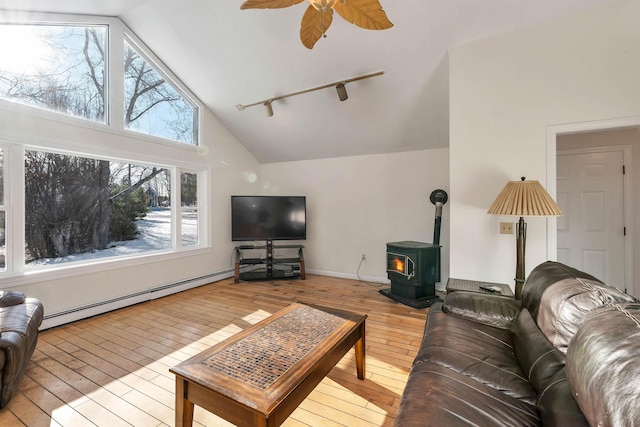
[{"left": 0, "top": 0, "right": 623, "bottom": 163}]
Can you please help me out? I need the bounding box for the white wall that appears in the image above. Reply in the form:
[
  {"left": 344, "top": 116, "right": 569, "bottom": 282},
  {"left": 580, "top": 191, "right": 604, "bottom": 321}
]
[
  {"left": 260, "top": 148, "right": 450, "bottom": 289},
  {"left": 0, "top": 101, "right": 261, "bottom": 327},
  {"left": 449, "top": 0, "right": 640, "bottom": 289}
]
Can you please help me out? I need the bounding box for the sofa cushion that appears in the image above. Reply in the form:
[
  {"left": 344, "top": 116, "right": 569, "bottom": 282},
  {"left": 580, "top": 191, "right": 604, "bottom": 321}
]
[
  {"left": 510, "top": 308, "right": 565, "bottom": 393},
  {"left": 523, "top": 261, "right": 637, "bottom": 354},
  {"left": 566, "top": 303, "right": 640, "bottom": 426},
  {"left": 522, "top": 261, "right": 603, "bottom": 320},
  {"left": 416, "top": 303, "right": 537, "bottom": 404},
  {"left": 443, "top": 291, "right": 522, "bottom": 329},
  {"left": 395, "top": 362, "right": 540, "bottom": 426},
  {"left": 0, "top": 291, "right": 26, "bottom": 308},
  {"left": 510, "top": 308, "right": 588, "bottom": 426},
  {"left": 537, "top": 370, "right": 589, "bottom": 427}
]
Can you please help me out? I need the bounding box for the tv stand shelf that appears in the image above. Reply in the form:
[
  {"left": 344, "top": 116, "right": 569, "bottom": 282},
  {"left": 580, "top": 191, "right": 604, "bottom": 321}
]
[{"left": 234, "top": 243, "right": 305, "bottom": 283}]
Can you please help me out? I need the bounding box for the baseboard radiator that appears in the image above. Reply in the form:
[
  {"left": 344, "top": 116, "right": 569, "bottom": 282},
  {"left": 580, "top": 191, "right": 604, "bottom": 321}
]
[{"left": 40, "top": 269, "right": 234, "bottom": 330}]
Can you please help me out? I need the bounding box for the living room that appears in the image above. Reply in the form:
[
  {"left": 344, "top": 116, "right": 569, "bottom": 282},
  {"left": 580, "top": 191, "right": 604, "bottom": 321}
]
[{"left": 1, "top": 0, "right": 639, "bottom": 425}]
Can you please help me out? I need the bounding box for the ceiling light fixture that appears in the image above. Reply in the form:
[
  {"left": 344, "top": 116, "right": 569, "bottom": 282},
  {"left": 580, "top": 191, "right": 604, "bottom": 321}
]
[
  {"left": 307, "top": 0, "right": 339, "bottom": 11},
  {"left": 235, "top": 70, "right": 383, "bottom": 116},
  {"left": 240, "top": 0, "right": 392, "bottom": 49},
  {"left": 336, "top": 83, "right": 348, "bottom": 101},
  {"left": 264, "top": 100, "right": 274, "bottom": 117}
]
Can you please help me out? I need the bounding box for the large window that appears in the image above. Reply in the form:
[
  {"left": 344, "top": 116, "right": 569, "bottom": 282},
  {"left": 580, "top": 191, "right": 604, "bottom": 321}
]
[
  {"left": 0, "top": 24, "right": 107, "bottom": 122},
  {"left": 124, "top": 40, "right": 197, "bottom": 144},
  {"left": 18, "top": 149, "right": 202, "bottom": 272},
  {"left": 0, "top": 15, "right": 207, "bottom": 276},
  {"left": 181, "top": 172, "right": 198, "bottom": 247},
  {"left": 0, "top": 21, "right": 199, "bottom": 146}
]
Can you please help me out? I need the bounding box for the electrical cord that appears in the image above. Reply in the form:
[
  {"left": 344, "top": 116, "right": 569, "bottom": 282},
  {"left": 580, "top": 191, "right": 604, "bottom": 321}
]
[{"left": 357, "top": 255, "right": 384, "bottom": 287}]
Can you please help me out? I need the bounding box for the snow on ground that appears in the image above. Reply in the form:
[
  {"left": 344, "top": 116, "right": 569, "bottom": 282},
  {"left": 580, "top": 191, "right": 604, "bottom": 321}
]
[{"left": 26, "top": 207, "right": 197, "bottom": 270}]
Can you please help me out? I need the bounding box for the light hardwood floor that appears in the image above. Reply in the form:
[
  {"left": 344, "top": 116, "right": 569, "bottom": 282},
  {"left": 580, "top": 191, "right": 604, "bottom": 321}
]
[{"left": 1, "top": 275, "right": 431, "bottom": 426}]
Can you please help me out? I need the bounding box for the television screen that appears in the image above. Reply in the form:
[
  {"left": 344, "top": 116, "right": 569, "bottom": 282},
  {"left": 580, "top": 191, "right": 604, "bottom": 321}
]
[{"left": 231, "top": 196, "right": 306, "bottom": 241}]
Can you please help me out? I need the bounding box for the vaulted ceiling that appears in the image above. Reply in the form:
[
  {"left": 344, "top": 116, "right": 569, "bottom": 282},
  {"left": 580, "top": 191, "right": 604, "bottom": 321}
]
[{"left": 1, "top": 0, "right": 622, "bottom": 163}]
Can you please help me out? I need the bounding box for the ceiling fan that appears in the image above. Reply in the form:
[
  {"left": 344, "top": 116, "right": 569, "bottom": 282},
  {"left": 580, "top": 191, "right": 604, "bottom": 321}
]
[{"left": 240, "top": 0, "right": 393, "bottom": 49}]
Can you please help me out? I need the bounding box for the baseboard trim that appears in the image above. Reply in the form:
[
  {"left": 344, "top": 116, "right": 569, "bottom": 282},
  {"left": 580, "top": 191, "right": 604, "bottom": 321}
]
[
  {"left": 41, "top": 268, "right": 446, "bottom": 329},
  {"left": 40, "top": 269, "right": 234, "bottom": 330},
  {"left": 306, "top": 269, "right": 447, "bottom": 292},
  {"left": 305, "top": 268, "right": 389, "bottom": 284}
]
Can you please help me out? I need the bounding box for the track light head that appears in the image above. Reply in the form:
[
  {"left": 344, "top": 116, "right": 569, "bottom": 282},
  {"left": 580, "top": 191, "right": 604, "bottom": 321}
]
[
  {"left": 264, "top": 100, "right": 274, "bottom": 117},
  {"left": 336, "top": 82, "right": 348, "bottom": 101}
]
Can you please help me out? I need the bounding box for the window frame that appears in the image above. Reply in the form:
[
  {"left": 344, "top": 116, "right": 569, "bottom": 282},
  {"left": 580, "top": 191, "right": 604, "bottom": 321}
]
[
  {"left": 179, "top": 170, "right": 200, "bottom": 248},
  {"left": 122, "top": 35, "right": 200, "bottom": 145},
  {"left": 0, "top": 22, "right": 110, "bottom": 124},
  {"left": 0, "top": 13, "right": 211, "bottom": 287},
  {"left": 0, "top": 144, "right": 8, "bottom": 273},
  {"left": 0, "top": 13, "right": 203, "bottom": 147},
  {"left": 1, "top": 142, "right": 211, "bottom": 285}
]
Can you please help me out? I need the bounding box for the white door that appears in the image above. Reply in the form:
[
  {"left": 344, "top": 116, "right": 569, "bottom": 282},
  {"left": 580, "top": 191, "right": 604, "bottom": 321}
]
[{"left": 556, "top": 149, "right": 626, "bottom": 288}]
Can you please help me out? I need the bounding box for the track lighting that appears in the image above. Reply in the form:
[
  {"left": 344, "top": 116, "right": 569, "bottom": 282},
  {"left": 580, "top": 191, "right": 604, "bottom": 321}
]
[
  {"left": 264, "top": 100, "right": 273, "bottom": 117},
  {"left": 336, "top": 83, "right": 348, "bottom": 101},
  {"left": 236, "top": 70, "right": 383, "bottom": 117}
]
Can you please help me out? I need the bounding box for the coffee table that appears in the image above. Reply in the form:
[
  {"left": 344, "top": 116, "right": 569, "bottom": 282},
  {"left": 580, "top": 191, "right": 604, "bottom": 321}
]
[{"left": 170, "top": 303, "right": 367, "bottom": 427}]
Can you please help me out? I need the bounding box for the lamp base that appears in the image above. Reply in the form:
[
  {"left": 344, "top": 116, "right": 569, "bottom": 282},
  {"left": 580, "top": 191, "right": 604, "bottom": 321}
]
[
  {"left": 514, "top": 278, "right": 525, "bottom": 300},
  {"left": 515, "top": 217, "right": 527, "bottom": 300}
]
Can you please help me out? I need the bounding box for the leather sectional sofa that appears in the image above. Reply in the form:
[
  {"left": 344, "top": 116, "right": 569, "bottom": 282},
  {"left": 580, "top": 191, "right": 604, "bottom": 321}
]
[
  {"left": 0, "top": 290, "right": 44, "bottom": 408},
  {"left": 395, "top": 261, "right": 640, "bottom": 426}
]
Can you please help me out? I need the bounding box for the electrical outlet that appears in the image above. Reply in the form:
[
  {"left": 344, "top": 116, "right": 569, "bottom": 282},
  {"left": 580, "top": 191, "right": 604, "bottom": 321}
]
[{"left": 500, "top": 222, "right": 514, "bottom": 234}]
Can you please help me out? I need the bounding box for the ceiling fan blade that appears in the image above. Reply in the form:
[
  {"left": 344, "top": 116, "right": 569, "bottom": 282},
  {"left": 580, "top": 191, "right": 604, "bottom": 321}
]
[
  {"left": 241, "top": 0, "right": 304, "bottom": 10},
  {"left": 334, "top": 0, "right": 393, "bottom": 30},
  {"left": 300, "top": 5, "right": 333, "bottom": 49}
]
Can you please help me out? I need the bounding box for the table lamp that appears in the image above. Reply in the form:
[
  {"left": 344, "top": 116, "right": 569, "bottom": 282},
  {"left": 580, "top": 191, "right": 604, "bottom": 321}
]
[{"left": 487, "top": 177, "right": 562, "bottom": 299}]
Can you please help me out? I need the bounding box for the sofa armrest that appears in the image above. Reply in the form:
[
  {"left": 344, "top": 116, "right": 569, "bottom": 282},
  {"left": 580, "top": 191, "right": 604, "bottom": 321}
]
[
  {"left": 0, "top": 297, "right": 43, "bottom": 407},
  {"left": 442, "top": 291, "right": 522, "bottom": 329},
  {"left": 0, "top": 291, "right": 26, "bottom": 308}
]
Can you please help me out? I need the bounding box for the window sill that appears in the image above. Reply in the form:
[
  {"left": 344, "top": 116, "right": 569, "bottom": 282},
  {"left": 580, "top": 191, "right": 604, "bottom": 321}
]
[{"left": 0, "top": 245, "right": 212, "bottom": 289}]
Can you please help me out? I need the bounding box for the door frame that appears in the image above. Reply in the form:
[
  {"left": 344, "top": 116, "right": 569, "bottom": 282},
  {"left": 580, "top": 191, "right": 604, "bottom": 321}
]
[
  {"left": 546, "top": 116, "right": 640, "bottom": 293},
  {"left": 556, "top": 145, "right": 632, "bottom": 290}
]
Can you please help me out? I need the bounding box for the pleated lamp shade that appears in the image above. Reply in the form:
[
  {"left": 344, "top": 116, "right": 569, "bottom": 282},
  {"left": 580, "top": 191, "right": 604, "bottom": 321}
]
[{"left": 487, "top": 177, "right": 562, "bottom": 217}]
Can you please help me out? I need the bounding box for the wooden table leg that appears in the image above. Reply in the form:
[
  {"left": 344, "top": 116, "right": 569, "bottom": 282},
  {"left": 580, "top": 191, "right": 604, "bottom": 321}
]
[
  {"left": 355, "top": 322, "right": 366, "bottom": 380},
  {"left": 175, "top": 378, "right": 195, "bottom": 427}
]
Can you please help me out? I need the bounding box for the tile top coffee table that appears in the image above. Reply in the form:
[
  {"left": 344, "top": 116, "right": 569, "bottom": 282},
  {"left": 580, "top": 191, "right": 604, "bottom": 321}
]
[{"left": 170, "top": 303, "right": 367, "bottom": 427}]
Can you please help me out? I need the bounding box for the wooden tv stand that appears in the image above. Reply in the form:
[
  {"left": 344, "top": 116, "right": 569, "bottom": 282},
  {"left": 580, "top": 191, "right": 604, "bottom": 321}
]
[{"left": 234, "top": 242, "right": 305, "bottom": 283}]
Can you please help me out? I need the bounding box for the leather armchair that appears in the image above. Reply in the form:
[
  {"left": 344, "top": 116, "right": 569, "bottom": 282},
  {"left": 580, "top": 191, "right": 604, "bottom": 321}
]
[{"left": 0, "top": 290, "right": 44, "bottom": 408}]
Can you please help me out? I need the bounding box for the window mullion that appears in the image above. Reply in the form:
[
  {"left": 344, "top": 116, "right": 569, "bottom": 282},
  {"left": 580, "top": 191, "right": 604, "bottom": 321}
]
[
  {"left": 199, "top": 169, "right": 208, "bottom": 246},
  {"left": 172, "top": 167, "right": 181, "bottom": 249},
  {"left": 109, "top": 21, "right": 125, "bottom": 130},
  {"left": 9, "top": 145, "right": 26, "bottom": 273}
]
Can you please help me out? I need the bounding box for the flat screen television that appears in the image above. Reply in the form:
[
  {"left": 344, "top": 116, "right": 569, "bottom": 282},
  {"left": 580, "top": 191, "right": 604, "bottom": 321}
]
[{"left": 231, "top": 195, "right": 306, "bottom": 241}]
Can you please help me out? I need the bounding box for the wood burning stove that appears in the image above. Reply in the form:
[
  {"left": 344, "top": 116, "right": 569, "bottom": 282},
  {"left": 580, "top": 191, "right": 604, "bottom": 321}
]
[
  {"left": 382, "top": 241, "right": 441, "bottom": 306},
  {"left": 380, "top": 189, "right": 448, "bottom": 308}
]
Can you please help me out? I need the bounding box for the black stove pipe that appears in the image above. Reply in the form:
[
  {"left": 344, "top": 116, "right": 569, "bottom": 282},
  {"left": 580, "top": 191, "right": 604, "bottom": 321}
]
[{"left": 430, "top": 189, "right": 448, "bottom": 245}]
